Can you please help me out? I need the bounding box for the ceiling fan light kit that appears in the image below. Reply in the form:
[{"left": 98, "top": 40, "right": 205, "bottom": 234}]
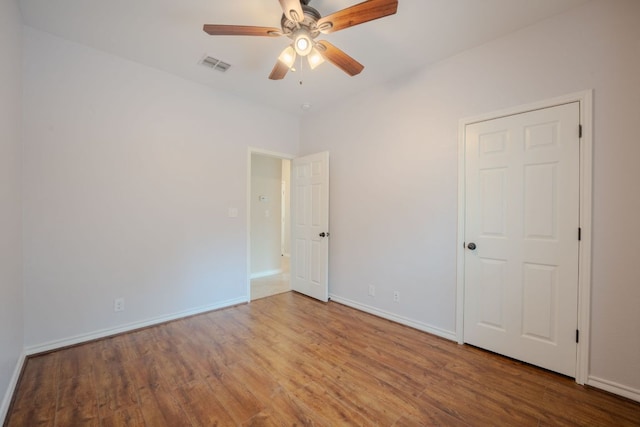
[
  {"left": 278, "top": 46, "right": 297, "bottom": 68},
  {"left": 293, "top": 30, "right": 313, "bottom": 56},
  {"left": 307, "top": 47, "right": 325, "bottom": 69},
  {"left": 203, "top": 0, "right": 398, "bottom": 80}
]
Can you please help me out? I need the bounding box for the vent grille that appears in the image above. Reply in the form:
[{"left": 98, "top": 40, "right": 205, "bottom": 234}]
[{"left": 201, "top": 56, "right": 231, "bottom": 72}]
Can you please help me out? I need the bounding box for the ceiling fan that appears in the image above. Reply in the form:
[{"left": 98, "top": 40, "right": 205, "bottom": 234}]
[{"left": 203, "top": 0, "right": 399, "bottom": 80}]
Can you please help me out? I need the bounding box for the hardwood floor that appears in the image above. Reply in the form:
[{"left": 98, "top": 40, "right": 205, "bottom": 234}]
[{"left": 6, "top": 292, "right": 640, "bottom": 426}]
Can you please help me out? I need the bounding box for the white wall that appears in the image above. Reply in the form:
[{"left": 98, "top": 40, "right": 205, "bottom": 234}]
[
  {"left": 300, "top": 0, "right": 640, "bottom": 397},
  {"left": 250, "top": 155, "right": 283, "bottom": 276},
  {"left": 0, "top": 0, "right": 24, "bottom": 421},
  {"left": 22, "top": 27, "right": 299, "bottom": 350}
]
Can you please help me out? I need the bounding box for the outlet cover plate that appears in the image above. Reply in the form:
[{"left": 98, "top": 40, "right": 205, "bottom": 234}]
[{"left": 114, "top": 298, "right": 125, "bottom": 312}]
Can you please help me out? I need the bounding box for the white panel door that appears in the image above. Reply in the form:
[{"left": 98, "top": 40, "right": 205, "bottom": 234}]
[
  {"left": 463, "top": 103, "right": 580, "bottom": 377},
  {"left": 291, "top": 152, "right": 329, "bottom": 302}
]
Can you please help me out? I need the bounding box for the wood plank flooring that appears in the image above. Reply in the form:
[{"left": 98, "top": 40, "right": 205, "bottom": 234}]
[{"left": 5, "top": 292, "right": 640, "bottom": 426}]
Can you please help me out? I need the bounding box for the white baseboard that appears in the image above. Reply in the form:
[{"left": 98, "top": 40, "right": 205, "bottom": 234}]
[
  {"left": 588, "top": 376, "right": 640, "bottom": 403},
  {"left": 250, "top": 269, "right": 283, "bottom": 279},
  {"left": 0, "top": 351, "right": 26, "bottom": 425},
  {"left": 329, "top": 294, "right": 457, "bottom": 342},
  {"left": 25, "top": 297, "right": 247, "bottom": 355}
]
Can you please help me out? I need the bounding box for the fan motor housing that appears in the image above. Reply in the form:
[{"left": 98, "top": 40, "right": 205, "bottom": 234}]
[{"left": 281, "top": 4, "right": 321, "bottom": 38}]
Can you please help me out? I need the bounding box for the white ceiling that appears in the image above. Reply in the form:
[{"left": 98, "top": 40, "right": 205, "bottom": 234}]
[{"left": 18, "top": 0, "right": 589, "bottom": 115}]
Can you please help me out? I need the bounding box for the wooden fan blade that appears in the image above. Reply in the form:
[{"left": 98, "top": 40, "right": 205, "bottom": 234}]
[
  {"left": 317, "top": 0, "right": 398, "bottom": 34},
  {"left": 316, "top": 41, "right": 364, "bottom": 76},
  {"left": 269, "top": 60, "right": 290, "bottom": 80},
  {"left": 279, "top": 0, "right": 305, "bottom": 23},
  {"left": 203, "top": 25, "right": 282, "bottom": 37}
]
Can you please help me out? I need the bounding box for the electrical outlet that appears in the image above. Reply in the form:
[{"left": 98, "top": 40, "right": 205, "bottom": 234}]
[
  {"left": 114, "top": 298, "right": 125, "bottom": 312},
  {"left": 368, "top": 285, "right": 376, "bottom": 297},
  {"left": 393, "top": 291, "right": 400, "bottom": 302}
]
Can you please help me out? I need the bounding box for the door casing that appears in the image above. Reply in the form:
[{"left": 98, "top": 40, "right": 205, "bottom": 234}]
[{"left": 456, "top": 91, "right": 593, "bottom": 385}]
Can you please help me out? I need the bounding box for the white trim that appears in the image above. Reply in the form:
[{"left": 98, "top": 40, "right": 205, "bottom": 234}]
[
  {"left": 250, "top": 269, "right": 283, "bottom": 279},
  {"left": 0, "top": 352, "right": 26, "bottom": 425},
  {"left": 588, "top": 376, "right": 640, "bottom": 403},
  {"left": 458, "top": 91, "right": 591, "bottom": 125},
  {"left": 25, "top": 297, "right": 246, "bottom": 355},
  {"left": 248, "top": 147, "right": 296, "bottom": 161},
  {"left": 576, "top": 90, "right": 593, "bottom": 385},
  {"left": 456, "top": 112, "right": 467, "bottom": 345},
  {"left": 330, "top": 294, "right": 457, "bottom": 342},
  {"left": 247, "top": 147, "right": 296, "bottom": 303},
  {"left": 456, "top": 90, "right": 593, "bottom": 384}
]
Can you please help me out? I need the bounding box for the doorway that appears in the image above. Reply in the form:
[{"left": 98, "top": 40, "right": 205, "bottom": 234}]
[
  {"left": 456, "top": 91, "right": 593, "bottom": 384},
  {"left": 247, "top": 148, "right": 331, "bottom": 303},
  {"left": 249, "top": 152, "right": 292, "bottom": 300}
]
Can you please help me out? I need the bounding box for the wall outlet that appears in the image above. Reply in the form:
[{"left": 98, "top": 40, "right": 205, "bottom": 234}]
[
  {"left": 393, "top": 291, "right": 400, "bottom": 302},
  {"left": 368, "top": 284, "right": 376, "bottom": 297},
  {"left": 114, "top": 298, "right": 125, "bottom": 312}
]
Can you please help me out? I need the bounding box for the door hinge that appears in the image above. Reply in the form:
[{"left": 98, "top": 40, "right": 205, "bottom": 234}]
[
  {"left": 578, "top": 227, "right": 582, "bottom": 241},
  {"left": 579, "top": 124, "right": 583, "bottom": 138},
  {"left": 576, "top": 329, "right": 580, "bottom": 343}
]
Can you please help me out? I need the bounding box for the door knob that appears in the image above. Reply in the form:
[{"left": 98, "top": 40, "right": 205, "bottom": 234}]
[
  {"left": 319, "top": 232, "right": 330, "bottom": 238},
  {"left": 467, "top": 242, "right": 477, "bottom": 250}
]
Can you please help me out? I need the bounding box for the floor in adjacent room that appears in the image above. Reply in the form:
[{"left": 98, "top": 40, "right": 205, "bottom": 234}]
[{"left": 250, "top": 256, "right": 290, "bottom": 301}]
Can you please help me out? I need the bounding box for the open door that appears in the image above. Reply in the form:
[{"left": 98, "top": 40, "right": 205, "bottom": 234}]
[{"left": 291, "top": 152, "right": 329, "bottom": 302}]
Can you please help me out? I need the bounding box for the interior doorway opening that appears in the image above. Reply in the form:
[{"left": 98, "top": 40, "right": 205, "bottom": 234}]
[{"left": 249, "top": 152, "right": 292, "bottom": 300}]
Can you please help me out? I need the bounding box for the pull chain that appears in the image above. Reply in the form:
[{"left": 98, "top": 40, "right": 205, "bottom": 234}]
[{"left": 299, "top": 55, "right": 304, "bottom": 86}]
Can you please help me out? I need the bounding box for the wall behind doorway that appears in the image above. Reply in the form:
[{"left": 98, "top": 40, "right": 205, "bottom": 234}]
[
  {"left": 281, "top": 159, "right": 291, "bottom": 257},
  {"left": 250, "top": 155, "right": 284, "bottom": 278}
]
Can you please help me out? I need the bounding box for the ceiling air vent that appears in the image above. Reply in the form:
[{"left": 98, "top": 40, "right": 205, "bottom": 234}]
[{"left": 201, "top": 56, "right": 231, "bottom": 72}]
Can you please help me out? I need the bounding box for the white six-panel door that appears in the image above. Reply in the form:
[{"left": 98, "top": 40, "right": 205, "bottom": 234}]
[
  {"left": 463, "top": 103, "right": 580, "bottom": 377},
  {"left": 291, "top": 152, "right": 329, "bottom": 302}
]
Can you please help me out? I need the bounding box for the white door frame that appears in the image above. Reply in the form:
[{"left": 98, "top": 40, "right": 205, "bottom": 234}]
[
  {"left": 456, "top": 90, "right": 593, "bottom": 385},
  {"left": 247, "top": 147, "right": 295, "bottom": 302}
]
